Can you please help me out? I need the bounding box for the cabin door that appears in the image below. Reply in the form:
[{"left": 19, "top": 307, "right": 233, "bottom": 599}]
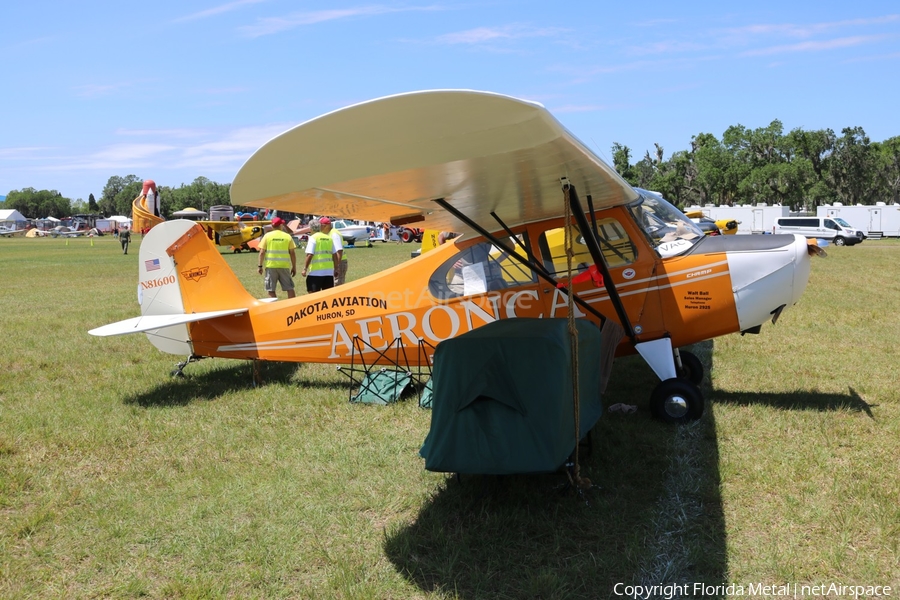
[{"left": 530, "top": 211, "right": 662, "bottom": 337}]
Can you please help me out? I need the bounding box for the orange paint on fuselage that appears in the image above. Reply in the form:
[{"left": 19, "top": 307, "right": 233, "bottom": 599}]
[{"left": 179, "top": 205, "right": 742, "bottom": 366}]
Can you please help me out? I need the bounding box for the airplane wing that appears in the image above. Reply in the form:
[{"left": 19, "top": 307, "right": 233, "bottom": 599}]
[
  {"left": 201, "top": 220, "right": 270, "bottom": 233},
  {"left": 230, "top": 90, "right": 638, "bottom": 233},
  {"left": 88, "top": 308, "right": 247, "bottom": 337}
]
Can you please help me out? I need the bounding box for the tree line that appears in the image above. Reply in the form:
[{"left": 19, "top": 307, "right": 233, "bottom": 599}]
[
  {"left": 612, "top": 122, "right": 900, "bottom": 211},
  {"left": 1, "top": 176, "right": 237, "bottom": 220},
  {"left": 3, "top": 121, "right": 898, "bottom": 219}
]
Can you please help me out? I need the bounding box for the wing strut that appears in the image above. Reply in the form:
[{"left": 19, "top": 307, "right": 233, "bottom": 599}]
[
  {"left": 563, "top": 182, "right": 637, "bottom": 342},
  {"left": 432, "top": 199, "right": 609, "bottom": 325},
  {"left": 489, "top": 211, "right": 549, "bottom": 275}
]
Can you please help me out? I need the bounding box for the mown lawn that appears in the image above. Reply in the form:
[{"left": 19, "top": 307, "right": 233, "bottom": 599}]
[{"left": 1, "top": 234, "right": 897, "bottom": 598}]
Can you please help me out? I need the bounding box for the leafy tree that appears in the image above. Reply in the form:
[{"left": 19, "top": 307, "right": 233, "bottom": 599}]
[
  {"left": 611, "top": 143, "right": 636, "bottom": 184},
  {"left": 5, "top": 188, "right": 72, "bottom": 218},
  {"left": 828, "top": 127, "right": 876, "bottom": 205},
  {"left": 788, "top": 128, "right": 836, "bottom": 209},
  {"left": 88, "top": 193, "right": 99, "bottom": 213},
  {"left": 162, "top": 177, "right": 232, "bottom": 218},
  {"left": 689, "top": 133, "right": 731, "bottom": 205},
  {"left": 100, "top": 175, "right": 142, "bottom": 216},
  {"left": 873, "top": 136, "right": 900, "bottom": 204},
  {"left": 632, "top": 150, "right": 657, "bottom": 190},
  {"left": 650, "top": 150, "right": 692, "bottom": 208}
]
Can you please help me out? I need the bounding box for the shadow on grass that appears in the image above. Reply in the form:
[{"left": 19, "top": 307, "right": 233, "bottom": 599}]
[
  {"left": 122, "top": 360, "right": 300, "bottom": 407},
  {"left": 384, "top": 345, "right": 728, "bottom": 599},
  {"left": 383, "top": 334, "right": 877, "bottom": 597},
  {"left": 712, "top": 387, "right": 875, "bottom": 418}
]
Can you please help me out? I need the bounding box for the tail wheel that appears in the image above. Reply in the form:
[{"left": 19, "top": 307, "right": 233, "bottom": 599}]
[
  {"left": 650, "top": 378, "right": 704, "bottom": 424},
  {"left": 676, "top": 350, "right": 704, "bottom": 385},
  {"left": 400, "top": 228, "right": 414, "bottom": 243}
]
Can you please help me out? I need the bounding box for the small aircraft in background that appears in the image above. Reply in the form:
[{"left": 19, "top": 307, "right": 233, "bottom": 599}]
[
  {"left": 198, "top": 219, "right": 273, "bottom": 252},
  {"left": 91, "top": 90, "right": 824, "bottom": 423},
  {"left": 289, "top": 218, "right": 373, "bottom": 247},
  {"left": 48, "top": 225, "right": 96, "bottom": 238},
  {"left": 684, "top": 210, "right": 740, "bottom": 236},
  {"left": 0, "top": 225, "right": 25, "bottom": 237}
]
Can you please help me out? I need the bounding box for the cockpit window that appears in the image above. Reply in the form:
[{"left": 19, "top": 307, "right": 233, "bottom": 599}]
[
  {"left": 627, "top": 188, "right": 704, "bottom": 258},
  {"left": 429, "top": 234, "right": 536, "bottom": 300},
  {"left": 539, "top": 217, "right": 635, "bottom": 277}
]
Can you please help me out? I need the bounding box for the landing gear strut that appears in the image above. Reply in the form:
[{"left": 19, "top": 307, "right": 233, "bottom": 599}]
[
  {"left": 636, "top": 339, "right": 706, "bottom": 424},
  {"left": 675, "top": 349, "right": 704, "bottom": 385}
]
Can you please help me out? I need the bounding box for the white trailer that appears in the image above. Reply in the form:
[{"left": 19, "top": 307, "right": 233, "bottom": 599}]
[
  {"left": 817, "top": 203, "right": 900, "bottom": 239},
  {"left": 683, "top": 204, "right": 790, "bottom": 234}
]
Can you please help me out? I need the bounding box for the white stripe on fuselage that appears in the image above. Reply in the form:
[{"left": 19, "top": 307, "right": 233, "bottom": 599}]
[
  {"left": 217, "top": 333, "right": 331, "bottom": 353},
  {"left": 582, "top": 260, "right": 730, "bottom": 304}
]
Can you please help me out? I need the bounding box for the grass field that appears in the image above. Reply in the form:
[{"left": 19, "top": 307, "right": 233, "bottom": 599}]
[{"left": 1, "top": 234, "right": 898, "bottom": 599}]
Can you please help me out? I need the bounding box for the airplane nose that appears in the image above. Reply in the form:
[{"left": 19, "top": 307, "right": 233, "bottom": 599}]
[
  {"left": 791, "top": 234, "right": 813, "bottom": 306},
  {"left": 727, "top": 234, "right": 813, "bottom": 331}
]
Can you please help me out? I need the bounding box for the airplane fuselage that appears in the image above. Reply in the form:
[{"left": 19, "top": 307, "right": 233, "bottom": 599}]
[{"left": 174, "top": 202, "right": 810, "bottom": 366}]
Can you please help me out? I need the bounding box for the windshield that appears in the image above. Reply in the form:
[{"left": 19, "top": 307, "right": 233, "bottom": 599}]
[
  {"left": 834, "top": 218, "right": 851, "bottom": 228},
  {"left": 626, "top": 189, "right": 704, "bottom": 257}
]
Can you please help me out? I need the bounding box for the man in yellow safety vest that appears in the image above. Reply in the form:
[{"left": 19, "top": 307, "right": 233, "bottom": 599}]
[
  {"left": 257, "top": 216, "right": 297, "bottom": 299},
  {"left": 302, "top": 218, "right": 340, "bottom": 293}
]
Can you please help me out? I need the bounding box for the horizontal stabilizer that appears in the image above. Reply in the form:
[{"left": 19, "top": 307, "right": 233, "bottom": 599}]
[{"left": 89, "top": 308, "right": 247, "bottom": 337}]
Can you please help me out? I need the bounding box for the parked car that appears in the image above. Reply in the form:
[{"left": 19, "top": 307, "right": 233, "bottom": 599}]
[{"left": 773, "top": 216, "right": 864, "bottom": 246}]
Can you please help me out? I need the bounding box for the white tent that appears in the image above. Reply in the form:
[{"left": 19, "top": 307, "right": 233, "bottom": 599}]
[
  {"left": 0, "top": 209, "right": 27, "bottom": 223},
  {"left": 108, "top": 215, "right": 132, "bottom": 224}
]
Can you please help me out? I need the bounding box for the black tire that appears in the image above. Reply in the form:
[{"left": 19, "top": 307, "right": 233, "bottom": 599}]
[
  {"left": 676, "top": 350, "right": 704, "bottom": 385},
  {"left": 401, "top": 228, "right": 414, "bottom": 243},
  {"left": 833, "top": 237, "right": 846, "bottom": 246},
  {"left": 650, "top": 378, "right": 704, "bottom": 424}
]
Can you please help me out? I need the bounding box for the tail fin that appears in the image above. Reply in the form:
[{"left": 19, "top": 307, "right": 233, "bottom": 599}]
[{"left": 136, "top": 220, "right": 256, "bottom": 355}]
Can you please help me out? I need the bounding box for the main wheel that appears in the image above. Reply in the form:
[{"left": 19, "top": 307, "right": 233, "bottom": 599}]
[
  {"left": 833, "top": 237, "right": 846, "bottom": 246},
  {"left": 650, "top": 378, "right": 704, "bottom": 424},
  {"left": 676, "top": 350, "right": 704, "bottom": 385}
]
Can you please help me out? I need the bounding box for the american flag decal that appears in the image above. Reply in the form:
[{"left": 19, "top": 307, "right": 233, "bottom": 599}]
[{"left": 145, "top": 258, "right": 161, "bottom": 272}]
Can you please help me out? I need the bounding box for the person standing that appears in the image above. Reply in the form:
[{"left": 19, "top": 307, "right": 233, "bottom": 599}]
[
  {"left": 302, "top": 219, "right": 339, "bottom": 293},
  {"left": 257, "top": 216, "right": 297, "bottom": 299},
  {"left": 119, "top": 226, "right": 131, "bottom": 255},
  {"left": 320, "top": 217, "right": 347, "bottom": 286}
]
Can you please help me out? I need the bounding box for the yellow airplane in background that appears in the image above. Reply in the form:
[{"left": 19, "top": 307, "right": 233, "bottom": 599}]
[
  {"left": 132, "top": 180, "right": 272, "bottom": 251},
  {"left": 684, "top": 210, "right": 739, "bottom": 235}
]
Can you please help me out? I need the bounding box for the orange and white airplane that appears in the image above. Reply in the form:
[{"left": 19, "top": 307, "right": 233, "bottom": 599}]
[{"left": 90, "top": 90, "right": 823, "bottom": 423}]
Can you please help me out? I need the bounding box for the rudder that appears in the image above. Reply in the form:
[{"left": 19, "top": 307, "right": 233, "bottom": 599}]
[{"left": 138, "top": 220, "right": 256, "bottom": 355}]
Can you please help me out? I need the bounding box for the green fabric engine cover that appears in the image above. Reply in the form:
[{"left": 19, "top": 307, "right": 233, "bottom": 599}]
[{"left": 419, "top": 318, "right": 604, "bottom": 474}]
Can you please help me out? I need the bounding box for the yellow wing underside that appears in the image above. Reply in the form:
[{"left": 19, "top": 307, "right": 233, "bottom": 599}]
[{"left": 230, "top": 90, "right": 638, "bottom": 233}]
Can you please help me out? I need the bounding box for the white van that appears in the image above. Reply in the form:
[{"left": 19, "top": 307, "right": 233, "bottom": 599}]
[{"left": 773, "top": 216, "right": 864, "bottom": 246}]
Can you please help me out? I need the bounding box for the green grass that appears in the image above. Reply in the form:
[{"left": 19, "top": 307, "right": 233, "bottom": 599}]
[{"left": 1, "top": 234, "right": 898, "bottom": 598}]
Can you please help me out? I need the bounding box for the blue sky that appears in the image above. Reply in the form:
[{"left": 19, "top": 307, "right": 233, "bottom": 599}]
[{"left": 1, "top": 1, "right": 898, "bottom": 203}]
